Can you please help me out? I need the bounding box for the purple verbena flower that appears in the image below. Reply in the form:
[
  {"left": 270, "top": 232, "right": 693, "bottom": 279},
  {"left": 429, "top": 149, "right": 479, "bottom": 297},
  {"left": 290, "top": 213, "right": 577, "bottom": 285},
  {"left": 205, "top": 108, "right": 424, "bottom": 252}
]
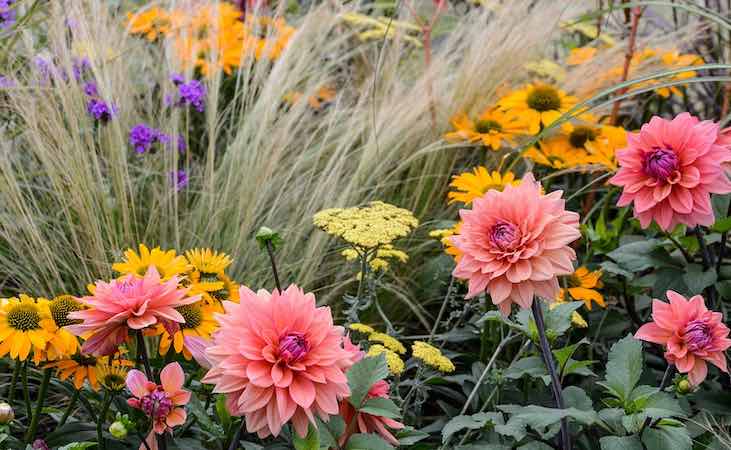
[
  {"left": 170, "top": 74, "right": 205, "bottom": 112},
  {"left": 87, "top": 98, "right": 117, "bottom": 123},
  {"left": 170, "top": 170, "right": 189, "bottom": 191},
  {"left": 83, "top": 81, "right": 98, "bottom": 97},
  {"left": 72, "top": 57, "right": 91, "bottom": 81},
  {"left": 0, "top": 75, "right": 14, "bottom": 89},
  {"left": 129, "top": 123, "right": 161, "bottom": 154},
  {"left": 0, "top": 0, "right": 17, "bottom": 30}
]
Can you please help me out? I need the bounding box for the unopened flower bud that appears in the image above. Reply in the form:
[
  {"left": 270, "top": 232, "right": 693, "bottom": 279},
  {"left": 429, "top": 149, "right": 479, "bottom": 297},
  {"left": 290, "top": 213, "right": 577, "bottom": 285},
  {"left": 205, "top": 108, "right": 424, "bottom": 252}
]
[
  {"left": 676, "top": 378, "right": 692, "bottom": 395},
  {"left": 109, "top": 420, "right": 128, "bottom": 439},
  {"left": 0, "top": 402, "right": 13, "bottom": 424}
]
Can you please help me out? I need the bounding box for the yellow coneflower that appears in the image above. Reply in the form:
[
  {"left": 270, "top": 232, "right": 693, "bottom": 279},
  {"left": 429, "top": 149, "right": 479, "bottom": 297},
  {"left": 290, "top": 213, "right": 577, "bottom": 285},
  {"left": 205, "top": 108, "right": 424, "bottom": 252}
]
[
  {"left": 46, "top": 353, "right": 133, "bottom": 391},
  {"left": 368, "top": 345, "right": 405, "bottom": 376},
  {"left": 567, "top": 46, "right": 598, "bottom": 66},
  {"left": 411, "top": 341, "right": 455, "bottom": 373},
  {"left": 559, "top": 266, "right": 605, "bottom": 310},
  {"left": 96, "top": 361, "right": 131, "bottom": 392},
  {"left": 368, "top": 332, "right": 406, "bottom": 355},
  {"left": 444, "top": 107, "right": 529, "bottom": 150},
  {"left": 448, "top": 167, "right": 519, "bottom": 205},
  {"left": 429, "top": 223, "right": 462, "bottom": 261},
  {"left": 0, "top": 295, "right": 55, "bottom": 362},
  {"left": 112, "top": 244, "right": 189, "bottom": 280},
  {"left": 149, "top": 301, "right": 218, "bottom": 360},
  {"left": 40, "top": 295, "right": 83, "bottom": 360},
  {"left": 497, "top": 83, "right": 578, "bottom": 134}
]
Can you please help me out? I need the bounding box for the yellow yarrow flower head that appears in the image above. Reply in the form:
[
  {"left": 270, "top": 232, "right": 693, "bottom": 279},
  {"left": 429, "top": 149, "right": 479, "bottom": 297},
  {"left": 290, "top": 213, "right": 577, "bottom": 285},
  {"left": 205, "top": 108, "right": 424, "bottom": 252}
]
[
  {"left": 448, "top": 167, "right": 519, "bottom": 205},
  {"left": 348, "top": 323, "right": 375, "bottom": 335},
  {"left": 313, "top": 201, "right": 418, "bottom": 250},
  {"left": 342, "top": 244, "right": 409, "bottom": 274},
  {"left": 112, "top": 244, "right": 190, "bottom": 280},
  {"left": 368, "top": 344, "right": 405, "bottom": 376},
  {"left": 412, "top": 341, "right": 455, "bottom": 373},
  {"left": 0, "top": 295, "right": 56, "bottom": 362},
  {"left": 368, "top": 332, "right": 406, "bottom": 354}
]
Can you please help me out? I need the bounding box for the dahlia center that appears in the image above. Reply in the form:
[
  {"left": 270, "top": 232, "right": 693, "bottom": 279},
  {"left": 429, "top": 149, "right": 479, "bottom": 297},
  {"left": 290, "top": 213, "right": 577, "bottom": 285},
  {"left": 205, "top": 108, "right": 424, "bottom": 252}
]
[
  {"left": 140, "top": 389, "right": 174, "bottom": 421},
  {"left": 642, "top": 148, "right": 679, "bottom": 182},
  {"left": 526, "top": 86, "right": 561, "bottom": 111},
  {"left": 7, "top": 304, "right": 41, "bottom": 331},
  {"left": 684, "top": 319, "right": 712, "bottom": 352},
  {"left": 176, "top": 304, "right": 202, "bottom": 329},
  {"left": 475, "top": 119, "right": 503, "bottom": 134},
  {"left": 569, "top": 126, "right": 598, "bottom": 149},
  {"left": 279, "top": 332, "right": 309, "bottom": 364},
  {"left": 489, "top": 221, "right": 520, "bottom": 250},
  {"left": 49, "top": 296, "right": 83, "bottom": 328}
]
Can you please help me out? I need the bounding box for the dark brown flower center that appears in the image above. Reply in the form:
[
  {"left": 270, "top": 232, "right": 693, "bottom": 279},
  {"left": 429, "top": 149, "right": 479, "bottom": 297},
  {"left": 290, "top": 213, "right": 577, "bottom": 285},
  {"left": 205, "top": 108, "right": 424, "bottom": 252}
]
[
  {"left": 475, "top": 119, "right": 503, "bottom": 134},
  {"left": 569, "top": 126, "right": 598, "bottom": 149},
  {"left": 7, "top": 304, "right": 41, "bottom": 331},
  {"left": 527, "top": 86, "right": 561, "bottom": 111},
  {"left": 176, "top": 304, "right": 202, "bottom": 329},
  {"left": 50, "top": 295, "right": 83, "bottom": 328}
]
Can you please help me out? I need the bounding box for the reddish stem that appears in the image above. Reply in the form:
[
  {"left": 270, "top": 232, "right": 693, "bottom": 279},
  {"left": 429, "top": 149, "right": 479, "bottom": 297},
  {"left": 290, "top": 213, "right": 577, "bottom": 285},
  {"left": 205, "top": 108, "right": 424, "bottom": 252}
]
[{"left": 609, "top": 6, "right": 643, "bottom": 125}]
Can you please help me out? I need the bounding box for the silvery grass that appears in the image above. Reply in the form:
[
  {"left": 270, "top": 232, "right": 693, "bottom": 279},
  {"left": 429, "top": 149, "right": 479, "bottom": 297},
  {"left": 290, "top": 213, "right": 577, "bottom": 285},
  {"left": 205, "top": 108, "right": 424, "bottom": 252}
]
[{"left": 0, "top": 0, "right": 669, "bottom": 306}]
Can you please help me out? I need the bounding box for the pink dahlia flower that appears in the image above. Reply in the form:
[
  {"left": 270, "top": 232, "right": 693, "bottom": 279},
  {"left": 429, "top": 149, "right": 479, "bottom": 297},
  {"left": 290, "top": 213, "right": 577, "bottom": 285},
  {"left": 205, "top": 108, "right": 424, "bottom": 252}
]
[
  {"left": 609, "top": 113, "right": 731, "bottom": 230},
  {"left": 450, "top": 173, "right": 580, "bottom": 315},
  {"left": 635, "top": 290, "right": 731, "bottom": 386},
  {"left": 338, "top": 380, "right": 405, "bottom": 446},
  {"left": 127, "top": 362, "right": 191, "bottom": 450},
  {"left": 201, "top": 285, "right": 355, "bottom": 438},
  {"left": 67, "top": 267, "right": 200, "bottom": 356}
]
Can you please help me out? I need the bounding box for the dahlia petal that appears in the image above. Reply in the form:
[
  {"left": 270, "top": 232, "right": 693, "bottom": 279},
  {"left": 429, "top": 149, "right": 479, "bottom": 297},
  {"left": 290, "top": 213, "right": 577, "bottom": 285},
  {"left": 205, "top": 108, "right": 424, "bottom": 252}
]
[
  {"left": 166, "top": 408, "right": 186, "bottom": 428},
  {"left": 687, "top": 359, "right": 708, "bottom": 386},
  {"left": 291, "top": 409, "right": 311, "bottom": 438},
  {"left": 238, "top": 385, "right": 273, "bottom": 412},
  {"left": 266, "top": 400, "right": 283, "bottom": 437},
  {"left": 160, "top": 362, "right": 185, "bottom": 393},
  {"left": 126, "top": 370, "right": 150, "bottom": 398},
  {"left": 668, "top": 187, "right": 693, "bottom": 214},
  {"left": 703, "top": 351, "right": 728, "bottom": 372},
  {"left": 290, "top": 376, "right": 316, "bottom": 408},
  {"left": 650, "top": 299, "right": 676, "bottom": 331},
  {"left": 675, "top": 354, "right": 695, "bottom": 373},
  {"left": 275, "top": 387, "right": 297, "bottom": 423}
]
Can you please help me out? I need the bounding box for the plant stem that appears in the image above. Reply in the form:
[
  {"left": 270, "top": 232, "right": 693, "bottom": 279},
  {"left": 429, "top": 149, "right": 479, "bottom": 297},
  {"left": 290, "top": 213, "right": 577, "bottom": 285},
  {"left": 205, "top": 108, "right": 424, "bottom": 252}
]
[
  {"left": 531, "top": 302, "right": 571, "bottom": 450},
  {"left": 7, "top": 358, "right": 20, "bottom": 405},
  {"left": 96, "top": 390, "right": 112, "bottom": 450},
  {"left": 428, "top": 277, "right": 454, "bottom": 344},
  {"left": 57, "top": 388, "right": 80, "bottom": 428},
  {"left": 21, "top": 360, "right": 32, "bottom": 422},
  {"left": 227, "top": 420, "right": 246, "bottom": 450},
  {"left": 694, "top": 226, "right": 718, "bottom": 308},
  {"left": 610, "top": 5, "right": 643, "bottom": 124},
  {"left": 355, "top": 251, "right": 369, "bottom": 301},
  {"left": 136, "top": 331, "right": 153, "bottom": 380},
  {"left": 640, "top": 364, "right": 674, "bottom": 433},
  {"left": 24, "top": 368, "right": 52, "bottom": 444},
  {"left": 265, "top": 240, "right": 282, "bottom": 292},
  {"left": 664, "top": 232, "right": 692, "bottom": 264}
]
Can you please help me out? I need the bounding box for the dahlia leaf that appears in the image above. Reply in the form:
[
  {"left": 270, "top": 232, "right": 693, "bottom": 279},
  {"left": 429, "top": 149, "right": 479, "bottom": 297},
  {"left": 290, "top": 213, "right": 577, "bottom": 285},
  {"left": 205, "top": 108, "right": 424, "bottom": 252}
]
[
  {"left": 599, "top": 435, "right": 643, "bottom": 450},
  {"left": 360, "top": 397, "right": 401, "bottom": 419},
  {"left": 292, "top": 424, "right": 320, "bottom": 450},
  {"left": 682, "top": 264, "right": 716, "bottom": 295},
  {"left": 601, "top": 334, "right": 643, "bottom": 404},
  {"left": 641, "top": 424, "right": 692, "bottom": 450},
  {"left": 441, "top": 412, "right": 503, "bottom": 443},
  {"left": 345, "top": 433, "right": 394, "bottom": 450},
  {"left": 188, "top": 394, "right": 225, "bottom": 438},
  {"left": 347, "top": 355, "right": 389, "bottom": 408}
]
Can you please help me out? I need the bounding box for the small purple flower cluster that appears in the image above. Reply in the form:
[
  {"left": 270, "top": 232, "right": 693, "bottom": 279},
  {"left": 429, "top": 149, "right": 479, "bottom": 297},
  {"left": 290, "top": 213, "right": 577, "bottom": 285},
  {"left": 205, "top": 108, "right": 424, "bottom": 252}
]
[
  {"left": 129, "top": 123, "right": 170, "bottom": 154},
  {"left": 168, "top": 74, "right": 206, "bottom": 112},
  {"left": 0, "top": 0, "right": 16, "bottom": 30},
  {"left": 87, "top": 98, "right": 116, "bottom": 123},
  {"left": 169, "top": 169, "right": 189, "bottom": 191}
]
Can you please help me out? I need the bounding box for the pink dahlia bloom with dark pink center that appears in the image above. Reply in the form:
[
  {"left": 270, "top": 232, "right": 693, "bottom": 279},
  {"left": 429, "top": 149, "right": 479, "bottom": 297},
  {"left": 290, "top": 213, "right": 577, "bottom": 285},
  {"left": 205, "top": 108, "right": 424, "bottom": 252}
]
[
  {"left": 338, "top": 380, "right": 405, "bottom": 446},
  {"left": 201, "top": 285, "right": 355, "bottom": 438},
  {"left": 635, "top": 290, "right": 731, "bottom": 386},
  {"left": 127, "top": 362, "right": 191, "bottom": 450},
  {"left": 609, "top": 113, "right": 731, "bottom": 230},
  {"left": 67, "top": 267, "right": 200, "bottom": 356},
  {"left": 450, "top": 173, "right": 580, "bottom": 315}
]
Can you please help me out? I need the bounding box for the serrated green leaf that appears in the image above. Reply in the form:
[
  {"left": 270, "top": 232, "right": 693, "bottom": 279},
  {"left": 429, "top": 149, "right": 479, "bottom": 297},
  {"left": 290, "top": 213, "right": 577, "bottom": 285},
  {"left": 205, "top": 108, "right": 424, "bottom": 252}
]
[
  {"left": 504, "top": 356, "right": 547, "bottom": 382},
  {"left": 57, "top": 443, "right": 96, "bottom": 450},
  {"left": 607, "top": 239, "right": 664, "bottom": 273},
  {"left": 562, "top": 386, "right": 593, "bottom": 411},
  {"left": 441, "top": 412, "right": 502, "bottom": 443},
  {"left": 641, "top": 424, "right": 692, "bottom": 450},
  {"left": 543, "top": 301, "right": 583, "bottom": 336},
  {"left": 517, "top": 442, "right": 554, "bottom": 450},
  {"left": 682, "top": 264, "right": 717, "bottom": 295},
  {"left": 494, "top": 405, "right": 597, "bottom": 441},
  {"left": 347, "top": 356, "right": 389, "bottom": 408},
  {"left": 603, "top": 334, "right": 643, "bottom": 404},
  {"left": 599, "top": 435, "right": 643, "bottom": 450},
  {"left": 188, "top": 394, "right": 225, "bottom": 438},
  {"left": 317, "top": 416, "right": 345, "bottom": 449},
  {"left": 345, "top": 433, "right": 394, "bottom": 450},
  {"left": 395, "top": 427, "right": 429, "bottom": 445},
  {"left": 293, "top": 424, "right": 320, "bottom": 450},
  {"left": 360, "top": 397, "right": 401, "bottom": 419},
  {"left": 553, "top": 338, "right": 590, "bottom": 372}
]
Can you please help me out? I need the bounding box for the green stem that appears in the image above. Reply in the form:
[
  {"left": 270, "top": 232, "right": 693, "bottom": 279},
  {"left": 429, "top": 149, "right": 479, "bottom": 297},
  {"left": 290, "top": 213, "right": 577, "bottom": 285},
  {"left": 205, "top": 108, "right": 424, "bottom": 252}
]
[
  {"left": 24, "top": 368, "right": 52, "bottom": 444},
  {"left": 96, "top": 390, "right": 112, "bottom": 450},
  {"left": 7, "top": 359, "right": 21, "bottom": 405},
  {"left": 21, "top": 360, "right": 32, "bottom": 422},
  {"left": 57, "top": 389, "right": 80, "bottom": 429}
]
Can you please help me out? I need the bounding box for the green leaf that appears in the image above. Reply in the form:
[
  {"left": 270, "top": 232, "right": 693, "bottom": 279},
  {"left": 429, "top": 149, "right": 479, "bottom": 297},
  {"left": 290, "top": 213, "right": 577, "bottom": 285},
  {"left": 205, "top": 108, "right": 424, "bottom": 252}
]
[
  {"left": 345, "top": 433, "right": 394, "bottom": 450},
  {"left": 442, "top": 412, "right": 503, "bottom": 443},
  {"left": 642, "top": 392, "right": 687, "bottom": 419},
  {"left": 494, "top": 405, "right": 597, "bottom": 441},
  {"left": 347, "top": 356, "right": 389, "bottom": 408},
  {"left": 641, "top": 425, "right": 692, "bottom": 450},
  {"left": 293, "top": 424, "right": 320, "bottom": 450},
  {"left": 716, "top": 280, "right": 731, "bottom": 301},
  {"left": 360, "top": 397, "right": 401, "bottom": 419},
  {"left": 543, "top": 301, "right": 584, "bottom": 336},
  {"left": 517, "top": 442, "right": 554, "bottom": 450},
  {"left": 553, "top": 338, "right": 590, "bottom": 373},
  {"left": 395, "top": 427, "right": 429, "bottom": 445},
  {"left": 682, "top": 264, "right": 717, "bottom": 295},
  {"left": 504, "top": 356, "right": 548, "bottom": 382},
  {"left": 711, "top": 216, "right": 731, "bottom": 233},
  {"left": 600, "top": 334, "right": 643, "bottom": 404},
  {"left": 57, "top": 443, "right": 97, "bottom": 450},
  {"left": 317, "top": 417, "right": 345, "bottom": 449},
  {"left": 562, "top": 386, "right": 593, "bottom": 411},
  {"left": 607, "top": 239, "right": 667, "bottom": 274},
  {"left": 188, "top": 394, "right": 225, "bottom": 438},
  {"left": 216, "top": 394, "right": 232, "bottom": 432},
  {"left": 599, "top": 435, "right": 643, "bottom": 450}
]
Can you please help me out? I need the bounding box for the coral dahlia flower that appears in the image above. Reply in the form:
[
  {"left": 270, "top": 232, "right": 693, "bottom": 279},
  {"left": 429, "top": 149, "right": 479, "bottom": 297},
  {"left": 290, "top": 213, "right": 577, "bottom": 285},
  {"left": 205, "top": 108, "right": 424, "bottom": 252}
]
[
  {"left": 202, "top": 285, "right": 354, "bottom": 438},
  {"left": 127, "top": 362, "right": 191, "bottom": 450},
  {"left": 609, "top": 113, "right": 731, "bottom": 230},
  {"left": 338, "top": 380, "right": 404, "bottom": 446},
  {"left": 635, "top": 291, "right": 731, "bottom": 386},
  {"left": 67, "top": 267, "right": 200, "bottom": 356},
  {"left": 450, "top": 173, "right": 580, "bottom": 315}
]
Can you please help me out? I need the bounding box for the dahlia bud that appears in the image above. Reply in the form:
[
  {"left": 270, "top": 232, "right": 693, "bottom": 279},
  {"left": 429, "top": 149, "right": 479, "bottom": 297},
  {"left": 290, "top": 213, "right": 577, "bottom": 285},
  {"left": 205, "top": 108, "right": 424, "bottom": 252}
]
[
  {"left": 676, "top": 378, "right": 692, "bottom": 395},
  {"left": 255, "top": 226, "right": 283, "bottom": 250},
  {"left": 109, "top": 420, "right": 128, "bottom": 439},
  {"left": 0, "top": 402, "right": 13, "bottom": 423}
]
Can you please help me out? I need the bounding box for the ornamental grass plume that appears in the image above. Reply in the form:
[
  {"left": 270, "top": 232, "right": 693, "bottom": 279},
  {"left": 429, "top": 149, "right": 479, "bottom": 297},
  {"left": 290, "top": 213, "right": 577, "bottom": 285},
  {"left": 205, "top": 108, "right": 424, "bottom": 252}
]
[
  {"left": 609, "top": 113, "right": 731, "bottom": 230},
  {"left": 450, "top": 173, "right": 580, "bottom": 315},
  {"left": 338, "top": 380, "right": 405, "bottom": 446},
  {"left": 635, "top": 291, "right": 731, "bottom": 386},
  {"left": 126, "top": 362, "right": 191, "bottom": 450},
  {"left": 67, "top": 267, "right": 200, "bottom": 356},
  {"left": 201, "top": 285, "right": 355, "bottom": 438}
]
